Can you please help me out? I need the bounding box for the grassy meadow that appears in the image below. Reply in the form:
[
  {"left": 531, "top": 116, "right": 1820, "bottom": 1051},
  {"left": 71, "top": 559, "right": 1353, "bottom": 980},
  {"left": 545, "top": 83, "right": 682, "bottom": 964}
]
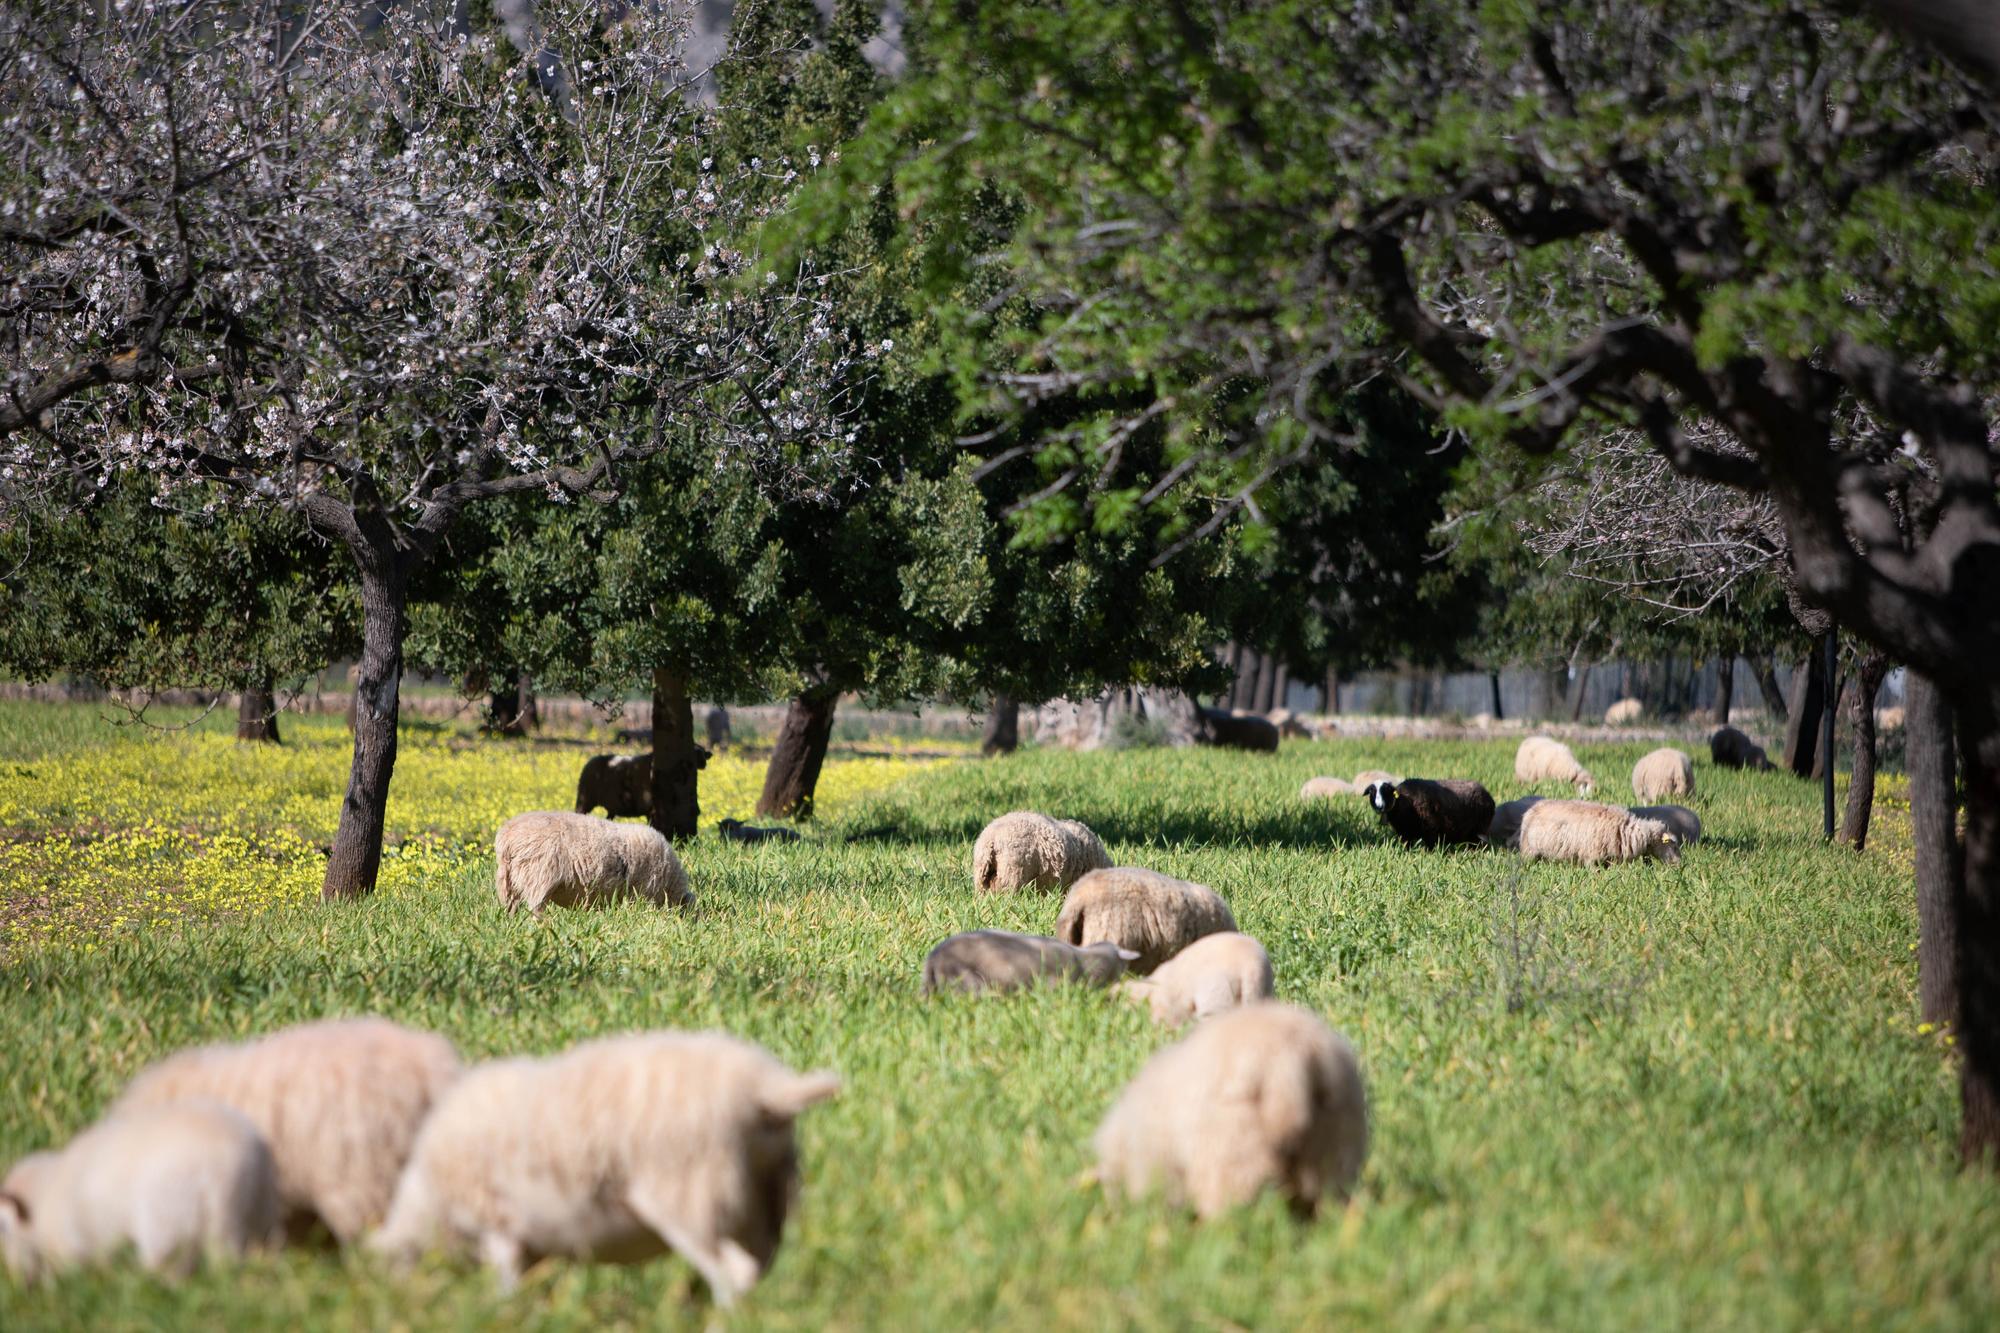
[{"left": 0, "top": 701, "right": 1992, "bottom": 1330}]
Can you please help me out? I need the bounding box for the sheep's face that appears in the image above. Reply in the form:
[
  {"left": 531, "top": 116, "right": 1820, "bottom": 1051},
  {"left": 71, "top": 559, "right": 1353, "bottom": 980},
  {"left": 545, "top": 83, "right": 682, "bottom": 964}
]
[
  {"left": 1576, "top": 775, "right": 1597, "bottom": 797},
  {"left": 1365, "top": 782, "right": 1399, "bottom": 813},
  {"left": 0, "top": 1160, "right": 49, "bottom": 1281},
  {"left": 1650, "top": 830, "right": 1682, "bottom": 865}
]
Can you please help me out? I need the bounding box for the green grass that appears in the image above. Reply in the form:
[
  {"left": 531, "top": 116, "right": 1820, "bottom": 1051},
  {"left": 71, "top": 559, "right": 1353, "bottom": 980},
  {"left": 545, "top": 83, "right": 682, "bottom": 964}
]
[{"left": 0, "top": 708, "right": 1991, "bottom": 1330}]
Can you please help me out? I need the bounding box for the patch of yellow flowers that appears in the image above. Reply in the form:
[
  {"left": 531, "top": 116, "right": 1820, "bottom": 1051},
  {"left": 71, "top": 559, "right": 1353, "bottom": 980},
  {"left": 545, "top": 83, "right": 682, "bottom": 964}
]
[{"left": 0, "top": 714, "right": 938, "bottom": 951}]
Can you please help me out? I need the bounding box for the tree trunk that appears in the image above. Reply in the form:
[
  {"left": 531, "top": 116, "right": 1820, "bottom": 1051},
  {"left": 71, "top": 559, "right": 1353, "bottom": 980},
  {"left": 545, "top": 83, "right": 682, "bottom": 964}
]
[
  {"left": 1218, "top": 643, "right": 1240, "bottom": 708},
  {"left": 1324, "top": 667, "right": 1340, "bottom": 715},
  {"left": 1756, "top": 657, "right": 1789, "bottom": 722},
  {"left": 1488, "top": 670, "right": 1504, "bottom": 720},
  {"left": 1568, "top": 664, "right": 1590, "bottom": 721},
  {"left": 1910, "top": 672, "right": 1962, "bottom": 1027},
  {"left": 982, "top": 695, "right": 1019, "bottom": 756},
  {"left": 1269, "top": 663, "right": 1290, "bottom": 714},
  {"left": 487, "top": 682, "right": 520, "bottom": 733},
  {"left": 1782, "top": 655, "right": 1827, "bottom": 778},
  {"left": 236, "top": 675, "right": 281, "bottom": 744},
  {"left": 1714, "top": 658, "right": 1735, "bottom": 724},
  {"left": 648, "top": 666, "right": 702, "bottom": 842},
  {"left": 756, "top": 688, "right": 839, "bottom": 820},
  {"left": 322, "top": 560, "right": 407, "bottom": 901},
  {"left": 515, "top": 672, "right": 538, "bottom": 733},
  {"left": 1958, "top": 703, "right": 2000, "bottom": 1165},
  {"left": 1233, "top": 650, "right": 1260, "bottom": 712},
  {"left": 1839, "top": 652, "right": 1889, "bottom": 849}
]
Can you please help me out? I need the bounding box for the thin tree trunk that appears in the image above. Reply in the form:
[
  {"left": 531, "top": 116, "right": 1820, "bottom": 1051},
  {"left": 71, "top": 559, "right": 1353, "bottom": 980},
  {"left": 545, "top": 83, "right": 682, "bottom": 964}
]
[
  {"left": 1756, "top": 657, "right": 1789, "bottom": 722},
  {"left": 1568, "top": 665, "right": 1589, "bottom": 721},
  {"left": 1714, "top": 658, "right": 1735, "bottom": 724},
  {"left": 648, "top": 666, "right": 702, "bottom": 842},
  {"left": 236, "top": 674, "right": 281, "bottom": 744},
  {"left": 982, "top": 695, "right": 1019, "bottom": 756},
  {"left": 323, "top": 559, "right": 406, "bottom": 901},
  {"left": 1958, "top": 702, "right": 2000, "bottom": 1165},
  {"left": 515, "top": 672, "right": 538, "bottom": 733},
  {"left": 487, "top": 680, "right": 520, "bottom": 733},
  {"left": 1839, "top": 652, "right": 1889, "bottom": 849},
  {"left": 1782, "top": 655, "right": 1827, "bottom": 778},
  {"left": 1324, "top": 667, "right": 1340, "bottom": 715},
  {"left": 1218, "top": 643, "right": 1240, "bottom": 708},
  {"left": 1910, "top": 673, "right": 1962, "bottom": 1027},
  {"left": 756, "top": 688, "right": 839, "bottom": 819},
  {"left": 1269, "top": 663, "right": 1290, "bottom": 714},
  {"left": 1246, "top": 651, "right": 1271, "bottom": 713},
  {"left": 1488, "top": 670, "right": 1504, "bottom": 720}
]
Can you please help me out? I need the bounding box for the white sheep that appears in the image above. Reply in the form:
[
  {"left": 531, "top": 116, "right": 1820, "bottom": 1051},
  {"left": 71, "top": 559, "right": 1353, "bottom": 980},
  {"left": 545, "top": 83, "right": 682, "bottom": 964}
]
[
  {"left": 1632, "top": 747, "right": 1696, "bottom": 802},
  {"left": 922, "top": 930, "right": 1139, "bottom": 995},
  {"left": 114, "top": 1016, "right": 461, "bottom": 1244},
  {"left": 1352, "top": 769, "right": 1401, "bottom": 789},
  {"left": 494, "top": 810, "right": 692, "bottom": 913},
  {"left": 1629, "top": 804, "right": 1702, "bottom": 845},
  {"left": 1092, "top": 1002, "right": 1367, "bottom": 1218},
  {"left": 1514, "top": 736, "right": 1597, "bottom": 795},
  {"left": 971, "top": 811, "right": 1112, "bottom": 894},
  {"left": 0, "top": 1101, "right": 279, "bottom": 1280},
  {"left": 1604, "top": 698, "right": 1643, "bottom": 725},
  {"left": 1486, "top": 794, "right": 1547, "bottom": 850},
  {"left": 1300, "top": 776, "right": 1355, "bottom": 799},
  {"left": 371, "top": 1031, "right": 839, "bottom": 1307},
  {"left": 1055, "top": 867, "right": 1238, "bottom": 974},
  {"left": 1518, "top": 799, "right": 1681, "bottom": 866},
  {"left": 1117, "top": 931, "right": 1274, "bottom": 1027}
]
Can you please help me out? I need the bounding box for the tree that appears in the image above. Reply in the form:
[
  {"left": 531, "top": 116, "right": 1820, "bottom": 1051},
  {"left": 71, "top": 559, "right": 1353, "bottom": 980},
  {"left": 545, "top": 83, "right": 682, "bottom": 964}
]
[
  {"left": 0, "top": 2, "right": 852, "bottom": 895},
  {"left": 842, "top": 1, "right": 2000, "bottom": 1159}
]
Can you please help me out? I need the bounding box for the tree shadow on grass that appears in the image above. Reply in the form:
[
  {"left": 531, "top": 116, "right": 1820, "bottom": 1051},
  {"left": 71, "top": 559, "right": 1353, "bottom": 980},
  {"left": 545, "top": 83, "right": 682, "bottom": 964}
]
[{"left": 833, "top": 806, "right": 1402, "bottom": 854}]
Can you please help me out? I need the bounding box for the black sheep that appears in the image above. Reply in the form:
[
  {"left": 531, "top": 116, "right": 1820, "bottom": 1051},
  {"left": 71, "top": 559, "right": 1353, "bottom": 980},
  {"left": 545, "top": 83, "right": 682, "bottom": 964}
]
[
  {"left": 1709, "top": 726, "right": 1774, "bottom": 771},
  {"left": 1365, "top": 778, "right": 1496, "bottom": 848}
]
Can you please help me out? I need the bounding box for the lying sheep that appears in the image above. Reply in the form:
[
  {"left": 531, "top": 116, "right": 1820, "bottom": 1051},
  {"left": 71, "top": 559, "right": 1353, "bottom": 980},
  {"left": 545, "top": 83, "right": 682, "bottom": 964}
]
[
  {"left": 972, "top": 811, "right": 1111, "bottom": 894},
  {"left": 1092, "top": 1002, "right": 1367, "bottom": 1218},
  {"left": 575, "top": 751, "right": 653, "bottom": 818},
  {"left": 0, "top": 1102, "right": 279, "bottom": 1280},
  {"left": 1515, "top": 736, "right": 1597, "bottom": 795},
  {"left": 1364, "top": 778, "right": 1496, "bottom": 848},
  {"left": 718, "top": 818, "right": 801, "bottom": 845},
  {"left": 1710, "top": 725, "right": 1775, "bottom": 771},
  {"left": 1300, "top": 776, "right": 1355, "bottom": 799},
  {"left": 494, "top": 811, "right": 692, "bottom": 913},
  {"left": 1117, "top": 932, "right": 1274, "bottom": 1028},
  {"left": 1352, "top": 769, "right": 1400, "bottom": 789},
  {"left": 1518, "top": 799, "right": 1681, "bottom": 865},
  {"left": 1629, "top": 804, "right": 1702, "bottom": 845},
  {"left": 1196, "top": 706, "right": 1281, "bottom": 753},
  {"left": 921, "top": 930, "right": 1139, "bottom": 995},
  {"left": 1056, "top": 867, "right": 1237, "bottom": 974},
  {"left": 1486, "top": 794, "right": 1547, "bottom": 850},
  {"left": 1604, "top": 698, "right": 1643, "bottom": 725},
  {"left": 371, "top": 1031, "right": 839, "bottom": 1307},
  {"left": 1632, "top": 747, "right": 1696, "bottom": 802}
]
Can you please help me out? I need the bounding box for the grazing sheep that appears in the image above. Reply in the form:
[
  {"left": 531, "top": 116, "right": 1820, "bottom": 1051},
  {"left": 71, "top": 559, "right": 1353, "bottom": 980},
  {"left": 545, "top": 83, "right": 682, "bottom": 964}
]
[
  {"left": 1629, "top": 804, "right": 1703, "bottom": 845},
  {"left": 1117, "top": 932, "right": 1275, "bottom": 1028},
  {"left": 1632, "top": 747, "right": 1696, "bottom": 802},
  {"left": 705, "top": 705, "right": 732, "bottom": 752},
  {"left": 1352, "top": 769, "right": 1401, "bottom": 789},
  {"left": 371, "top": 1032, "right": 839, "bottom": 1307},
  {"left": 494, "top": 811, "right": 692, "bottom": 914},
  {"left": 1364, "top": 778, "right": 1496, "bottom": 848},
  {"left": 1486, "top": 794, "right": 1547, "bottom": 850},
  {"left": 1709, "top": 725, "right": 1775, "bottom": 771},
  {"left": 1056, "top": 868, "right": 1238, "bottom": 974},
  {"left": 1518, "top": 800, "right": 1682, "bottom": 866},
  {"left": 718, "top": 818, "right": 801, "bottom": 845},
  {"left": 0, "top": 1102, "right": 280, "bottom": 1281},
  {"left": 114, "top": 1017, "right": 460, "bottom": 1244},
  {"left": 1197, "top": 706, "right": 1281, "bottom": 753},
  {"left": 1876, "top": 705, "right": 1906, "bottom": 732},
  {"left": 972, "top": 811, "right": 1112, "bottom": 894},
  {"left": 921, "top": 931, "right": 1139, "bottom": 995},
  {"left": 1604, "top": 698, "right": 1643, "bottom": 725},
  {"left": 1300, "top": 776, "right": 1355, "bottom": 799},
  {"left": 1092, "top": 1002, "right": 1367, "bottom": 1218},
  {"left": 1268, "top": 708, "right": 1313, "bottom": 739},
  {"left": 575, "top": 751, "right": 653, "bottom": 818},
  {"left": 1514, "top": 736, "right": 1597, "bottom": 795}
]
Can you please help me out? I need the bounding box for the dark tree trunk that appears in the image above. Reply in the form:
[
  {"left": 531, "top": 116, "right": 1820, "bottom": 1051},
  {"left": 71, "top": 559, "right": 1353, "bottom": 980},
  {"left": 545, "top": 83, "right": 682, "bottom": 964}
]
[
  {"left": 323, "top": 559, "right": 407, "bottom": 901},
  {"left": 485, "top": 670, "right": 538, "bottom": 734},
  {"left": 1959, "top": 704, "right": 2000, "bottom": 1165},
  {"left": 515, "top": 672, "right": 538, "bottom": 732},
  {"left": 1218, "top": 643, "right": 1240, "bottom": 708},
  {"left": 1324, "top": 667, "right": 1340, "bottom": 715},
  {"left": 1756, "top": 657, "right": 1789, "bottom": 722},
  {"left": 236, "top": 675, "right": 281, "bottom": 744},
  {"left": 1714, "top": 658, "right": 1735, "bottom": 725},
  {"left": 982, "top": 695, "right": 1019, "bottom": 756},
  {"left": 648, "top": 666, "right": 702, "bottom": 842},
  {"left": 1782, "top": 656, "right": 1828, "bottom": 778},
  {"left": 1839, "top": 652, "right": 1890, "bottom": 850},
  {"left": 1269, "top": 663, "right": 1290, "bottom": 714},
  {"left": 1910, "top": 673, "right": 1962, "bottom": 1028},
  {"left": 1488, "top": 670, "right": 1504, "bottom": 720},
  {"left": 1568, "top": 664, "right": 1590, "bottom": 721},
  {"left": 1234, "top": 650, "right": 1262, "bottom": 712},
  {"left": 757, "top": 688, "right": 838, "bottom": 820}
]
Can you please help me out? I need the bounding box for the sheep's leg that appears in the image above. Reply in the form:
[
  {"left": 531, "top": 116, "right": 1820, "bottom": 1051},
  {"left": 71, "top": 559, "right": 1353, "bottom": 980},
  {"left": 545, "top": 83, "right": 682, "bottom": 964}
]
[
  {"left": 479, "top": 1230, "right": 525, "bottom": 1292},
  {"left": 624, "top": 1183, "right": 755, "bottom": 1307}
]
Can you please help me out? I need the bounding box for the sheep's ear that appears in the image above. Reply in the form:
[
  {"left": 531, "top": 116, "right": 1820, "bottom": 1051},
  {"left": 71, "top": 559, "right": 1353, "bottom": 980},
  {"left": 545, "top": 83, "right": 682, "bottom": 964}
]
[
  {"left": 1661, "top": 832, "right": 1678, "bottom": 844},
  {"left": 0, "top": 1189, "right": 26, "bottom": 1228},
  {"left": 1116, "top": 947, "right": 1141, "bottom": 962},
  {"left": 763, "top": 1070, "right": 841, "bottom": 1118}
]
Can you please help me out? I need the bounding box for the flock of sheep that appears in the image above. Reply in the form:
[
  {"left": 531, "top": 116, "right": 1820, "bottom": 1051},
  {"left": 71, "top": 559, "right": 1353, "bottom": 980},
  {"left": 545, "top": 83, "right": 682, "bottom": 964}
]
[{"left": 0, "top": 721, "right": 1770, "bottom": 1302}]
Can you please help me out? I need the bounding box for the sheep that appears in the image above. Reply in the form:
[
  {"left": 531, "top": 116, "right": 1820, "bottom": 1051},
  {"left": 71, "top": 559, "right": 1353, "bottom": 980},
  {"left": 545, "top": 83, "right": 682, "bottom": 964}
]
[
  {"left": 575, "top": 751, "right": 653, "bottom": 818},
  {"left": 921, "top": 930, "right": 1139, "bottom": 995},
  {"left": 1267, "top": 708, "right": 1313, "bottom": 739},
  {"left": 1486, "top": 794, "right": 1547, "bottom": 850},
  {"left": 1196, "top": 706, "right": 1281, "bottom": 753},
  {"left": 706, "top": 705, "right": 732, "bottom": 752},
  {"left": 1604, "top": 698, "right": 1643, "bottom": 725},
  {"left": 1056, "top": 867, "right": 1238, "bottom": 974},
  {"left": 1632, "top": 747, "right": 1696, "bottom": 802},
  {"left": 113, "top": 1017, "right": 459, "bottom": 1244},
  {"left": 1876, "top": 705, "right": 1906, "bottom": 732},
  {"left": 1352, "top": 769, "right": 1400, "bottom": 789},
  {"left": 1117, "top": 932, "right": 1274, "bottom": 1028},
  {"left": 1364, "top": 778, "right": 1496, "bottom": 848},
  {"left": 1300, "top": 776, "right": 1355, "bottom": 799},
  {"left": 1709, "top": 725, "right": 1775, "bottom": 771},
  {"left": 1514, "top": 736, "right": 1597, "bottom": 795},
  {"left": 494, "top": 811, "right": 692, "bottom": 914},
  {"left": 1092, "top": 1002, "right": 1367, "bottom": 1219},
  {"left": 972, "top": 811, "right": 1112, "bottom": 894},
  {"left": 1518, "top": 799, "right": 1681, "bottom": 866},
  {"left": 370, "top": 1031, "right": 839, "bottom": 1307},
  {"left": 0, "top": 1102, "right": 280, "bottom": 1281},
  {"left": 1629, "top": 804, "right": 1703, "bottom": 845},
  {"left": 718, "top": 818, "right": 801, "bottom": 845}
]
